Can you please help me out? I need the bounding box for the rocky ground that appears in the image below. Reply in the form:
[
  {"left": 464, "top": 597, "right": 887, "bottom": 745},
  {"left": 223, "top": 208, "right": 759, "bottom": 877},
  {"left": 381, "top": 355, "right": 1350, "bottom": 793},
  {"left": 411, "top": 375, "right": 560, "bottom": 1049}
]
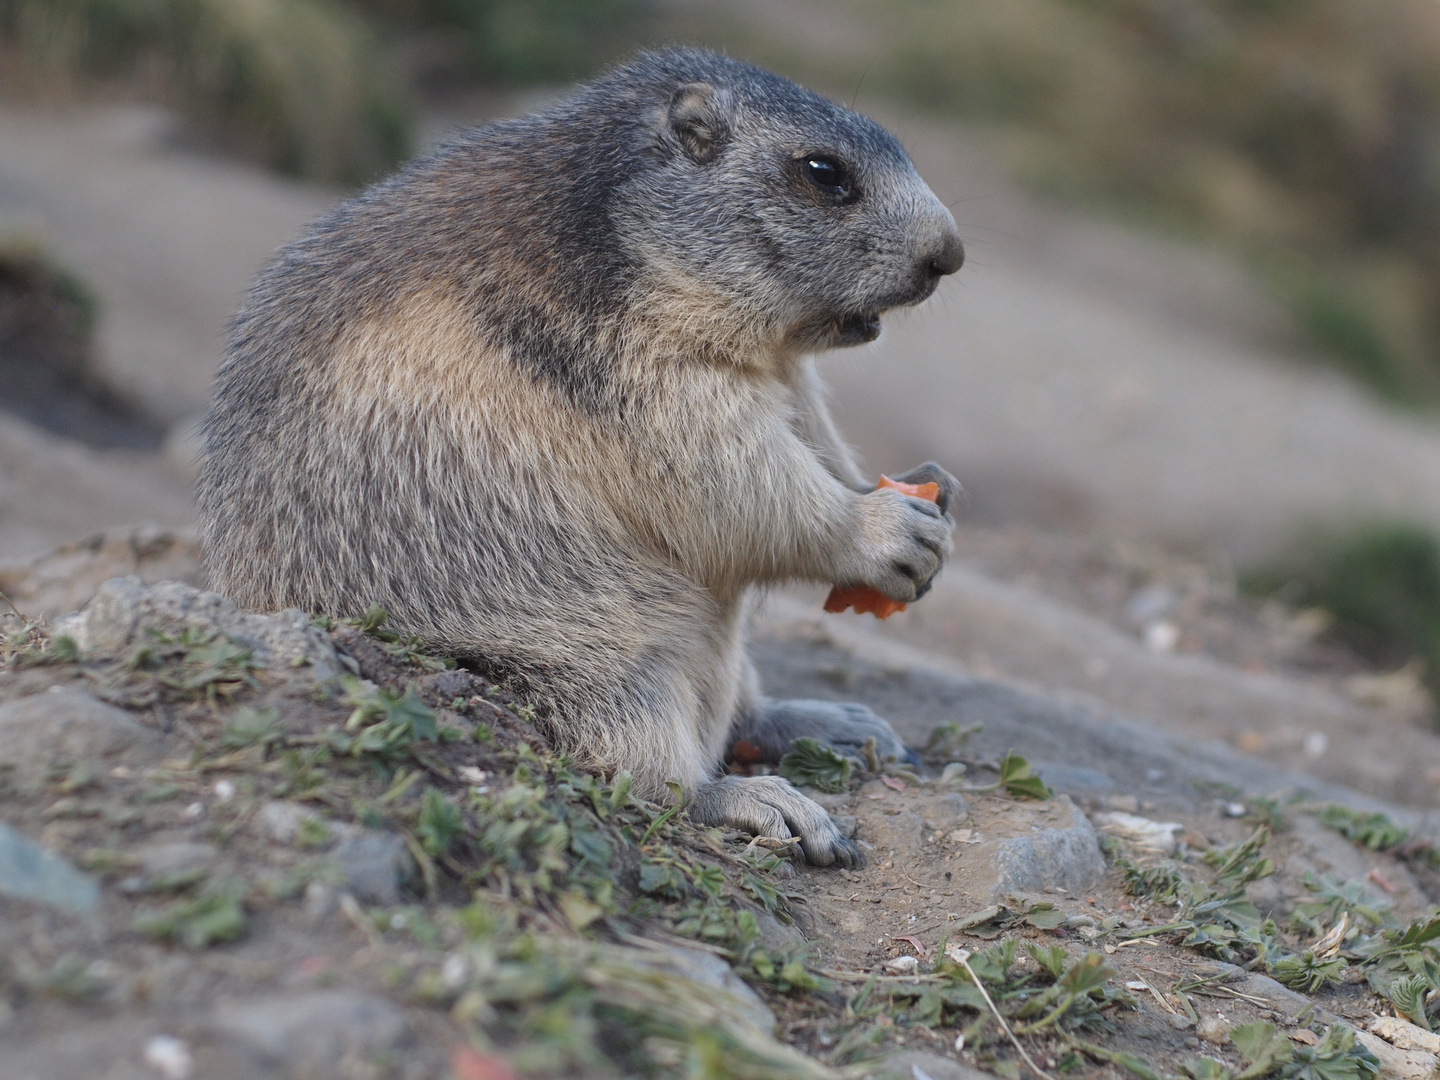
[{"left": 5, "top": 566, "right": 1440, "bottom": 1079}]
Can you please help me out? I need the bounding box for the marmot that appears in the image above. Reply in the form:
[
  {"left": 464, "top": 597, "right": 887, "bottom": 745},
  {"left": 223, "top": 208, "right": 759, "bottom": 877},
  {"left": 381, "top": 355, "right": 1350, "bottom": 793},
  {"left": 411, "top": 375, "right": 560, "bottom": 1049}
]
[{"left": 199, "top": 48, "right": 963, "bottom": 867}]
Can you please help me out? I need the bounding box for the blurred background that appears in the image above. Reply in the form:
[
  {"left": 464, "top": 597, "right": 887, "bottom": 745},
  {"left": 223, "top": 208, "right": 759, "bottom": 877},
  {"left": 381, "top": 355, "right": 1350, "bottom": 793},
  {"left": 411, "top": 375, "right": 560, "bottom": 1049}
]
[{"left": 4, "top": 0, "right": 1440, "bottom": 800}]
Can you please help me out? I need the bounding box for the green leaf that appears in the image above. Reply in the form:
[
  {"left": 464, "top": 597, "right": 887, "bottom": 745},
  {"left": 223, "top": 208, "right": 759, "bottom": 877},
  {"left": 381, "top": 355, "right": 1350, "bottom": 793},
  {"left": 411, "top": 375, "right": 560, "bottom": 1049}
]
[
  {"left": 220, "top": 706, "right": 283, "bottom": 749},
  {"left": 1056, "top": 951, "right": 1117, "bottom": 998},
  {"left": 1230, "top": 1021, "right": 1294, "bottom": 1080},
  {"left": 637, "top": 859, "right": 688, "bottom": 901},
  {"left": 417, "top": 788, "right": 463, "bottom": 856},
  {"left": 1389, "top": 973, "right": 1431, "bottom": 1030},
  {"left": 1270, "top": 950, "right": 1347, "bottom": 993},
  {"left": 1024, "top": 901, "right": 1066, "bottom": 929},
  {"left": 1183, "top": 1059, "right": 1235, "bottom": 1080},
  {"left": 1287, "top": 1024, "right": 1379, "bottom": 1080},
  {"left": 777, "top": 737, "right": 852, "bottom": 793},
  {"left": 134, "top": 884, "right": 246, "bottom": 949},
  {"left": 1026, "top": 943, "right": 1069, "bottom": 978},
  {"left": 998, "top": 752, "right": 1053, "bottom": 799},
  {"left": 1318, "top": 805, "right": 1409, "bottom": 850}
]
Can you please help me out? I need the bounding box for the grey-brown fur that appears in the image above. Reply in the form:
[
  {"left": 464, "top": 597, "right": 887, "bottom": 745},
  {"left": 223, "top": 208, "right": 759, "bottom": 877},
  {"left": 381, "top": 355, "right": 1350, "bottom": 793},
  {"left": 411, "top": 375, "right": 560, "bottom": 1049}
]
[{"left": 199, "top": 48, "right": 963, "bottom": 866}]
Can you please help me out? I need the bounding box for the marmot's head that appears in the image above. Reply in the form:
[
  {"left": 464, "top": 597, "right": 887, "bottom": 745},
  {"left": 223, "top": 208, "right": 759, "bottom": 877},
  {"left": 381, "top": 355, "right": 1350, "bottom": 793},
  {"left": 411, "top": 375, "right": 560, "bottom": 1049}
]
[{"left": 563, "top": 48, "right": 964, "bottom": 351}]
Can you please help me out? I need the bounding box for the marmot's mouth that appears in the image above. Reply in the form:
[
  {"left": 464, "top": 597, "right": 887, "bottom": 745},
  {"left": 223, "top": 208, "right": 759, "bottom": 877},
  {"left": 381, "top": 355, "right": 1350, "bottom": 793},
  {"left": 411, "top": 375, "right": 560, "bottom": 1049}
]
[{"left": 834, "top": 310, "right": 882, "bottom": 345}]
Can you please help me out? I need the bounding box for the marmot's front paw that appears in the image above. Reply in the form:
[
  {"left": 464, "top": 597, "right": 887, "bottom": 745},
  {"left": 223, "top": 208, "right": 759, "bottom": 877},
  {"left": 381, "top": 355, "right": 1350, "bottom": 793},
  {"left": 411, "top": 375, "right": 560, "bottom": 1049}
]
[
  {"left": 733, "top": 698, "right": 914, "bottom": 766},
  {"left": 847, "top": 485, "right": 954, "bottom": 602},
  {"left": 689, "top": 775, "right": 859, "bottom": 868},
  {"left": 887, "top": 461, "right": 961, "bottom": 515}
]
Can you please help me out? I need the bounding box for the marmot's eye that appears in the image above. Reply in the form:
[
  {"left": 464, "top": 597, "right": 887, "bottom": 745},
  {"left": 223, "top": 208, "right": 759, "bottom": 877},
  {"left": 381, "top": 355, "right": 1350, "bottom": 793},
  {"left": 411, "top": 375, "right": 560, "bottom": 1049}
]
[{"left": 805, "top": 156, "right": 853, "bottom": 198}]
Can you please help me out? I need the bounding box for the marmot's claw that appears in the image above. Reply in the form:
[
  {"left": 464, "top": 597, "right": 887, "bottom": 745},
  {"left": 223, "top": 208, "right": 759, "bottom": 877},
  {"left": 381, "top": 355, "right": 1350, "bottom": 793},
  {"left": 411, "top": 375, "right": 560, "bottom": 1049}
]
[
  {"left": 689, "top": 775, "right": 856, "bottom": 868},
  {"left": 889, "top": 461, "right": 962, "bottom": 516}
]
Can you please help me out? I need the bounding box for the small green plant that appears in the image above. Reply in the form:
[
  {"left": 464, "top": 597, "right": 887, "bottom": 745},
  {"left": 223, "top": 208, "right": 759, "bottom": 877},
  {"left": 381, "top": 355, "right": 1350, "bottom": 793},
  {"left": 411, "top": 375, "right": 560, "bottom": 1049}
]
[
  {"left": 416, "top": 788, "right": 463, "bottom": 856},
  {"left": 220, "top": 706, "right": 284, "bottom": 750},
  {"left": 1118, "top": 859, "right": 1185, "bottom": 904},
  {"left": 131, "top": 627, "right": 259, "bottom": 700},
  {"left": 339, "top": 677, "right": 437, "bottom": 758},
  {"left": 1269, "top": 950, "right": 1347, "bottom": 993},
  {"left": 777, "top": 737, "right": 851, "bottom": 793},
  {"left": 134, "top": 883, "right": 246, "bottom": 949},
  {"left": 1318, "top": 805, "right": 1410, "bottom": 851}
]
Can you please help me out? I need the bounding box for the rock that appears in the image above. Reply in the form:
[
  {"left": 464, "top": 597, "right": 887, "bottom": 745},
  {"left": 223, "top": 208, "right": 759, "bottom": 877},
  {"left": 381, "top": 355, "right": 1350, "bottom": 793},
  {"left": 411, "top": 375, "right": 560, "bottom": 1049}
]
[
  {"left": 1188, "top": 962, "right": 1345, "bottom": 1027},
  {"left": 885, "top": 955, "right": 920, "bottom": 974},
  {"left": 330, "top": 830, "right": 415, "bottom": 905},
  {"left": 918, "top": 792, "right": 969, "bottom": 827},
  {"left": 0, "top": 820, "right": 99, "bottom": 914},
  {"left": 879, "top": 1051, "right": 998, "bottom": 1080},
  {"left": 1370, "top": 1017, "right": 1440, "bottom": 1055},
  {"left": 122, "top": 841, "right": 218, "bottom": 892},
  {"left": 985, "top": 795, "right": 1106, "bottom": 897},
  {"left": 141, "top": 1034, "right": 194, "bottom": 1080},
  {"left": 53, "top": 577, "right": 341, "bottom": 679},
  {"left": 260, "top": 802, "right": 414, "bottom": 904},
  {"left": 0, "top": 686, "right": 157, "bottom": 778},
  {"left": 832, "top": 814, "right": 859, "bottom": 839},
  {"left": 1196, "top": 1015, "right": 1230, "bottom": 1044},
  {"left": 208, "top": 990, "right": 409, "bottom": 1073},
  {"left": 259, "top": 801, "right": 323, "bottom": 845},
  {"left": 639, "top": 944, "right": 775, "bottom": 1033},
  {"left": 1355, "top": 1029, "right": 1438, "bottom": 1080}
]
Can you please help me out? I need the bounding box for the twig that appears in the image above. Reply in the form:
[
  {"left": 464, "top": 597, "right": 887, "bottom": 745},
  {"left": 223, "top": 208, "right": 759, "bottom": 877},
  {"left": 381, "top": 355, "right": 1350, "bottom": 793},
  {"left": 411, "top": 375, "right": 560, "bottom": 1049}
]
[
  {"left": 0, "top": 586, "right": 24, "bottom": 619},
  {"left": 951, "top": 948, "right": 1058, "bottom": 1080}
]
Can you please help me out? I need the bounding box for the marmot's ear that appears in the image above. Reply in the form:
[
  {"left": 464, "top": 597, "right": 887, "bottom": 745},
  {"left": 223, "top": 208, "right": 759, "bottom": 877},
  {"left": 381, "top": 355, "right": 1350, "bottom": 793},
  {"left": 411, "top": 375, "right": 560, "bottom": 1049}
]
[{"left": 668, "top": 82, "right": 728, "bottom": 163}]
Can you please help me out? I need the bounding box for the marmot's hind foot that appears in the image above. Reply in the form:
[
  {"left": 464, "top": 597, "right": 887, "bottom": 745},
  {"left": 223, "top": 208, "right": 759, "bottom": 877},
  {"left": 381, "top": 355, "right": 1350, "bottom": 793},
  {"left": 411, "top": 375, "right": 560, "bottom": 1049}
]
[
  {"left": 732, "top": 698, "right": 917, "bottom": 768},
  {"left": 689, "top": 775, "right": 859, "bottom": 868}
]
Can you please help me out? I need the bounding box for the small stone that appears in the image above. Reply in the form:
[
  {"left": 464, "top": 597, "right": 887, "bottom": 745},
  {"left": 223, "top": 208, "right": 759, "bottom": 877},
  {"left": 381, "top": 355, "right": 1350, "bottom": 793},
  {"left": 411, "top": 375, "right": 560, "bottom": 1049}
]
[
  {"left": 0, "top": 821, "right": 99, "bottom": 914},
  {"left": 831, "top": 815, "right": 859, "bottom": 839},
  {"left": 0, "top": 688, "right": 156, "bottom": 779},
  {"left": 884, "top": 955, "right": 920, "bottom": 974},
  {"left": 260, "top": 801, "right": 322, "bottom": 845},
  {"left": 303, "top": 880, "right": 334, "bottom": 920},
  {"left": 441, "top": 953, "right": 470, "bottom": 991},
  {"left": 142, "top": 1034, "right": 194, "bottom": 1080},
  {"left": 1169, "top": 1013, "right": 1196, "bottom": 1031},
  {"left": 1223, "top": 802, "right": 1247, "bottom": 818},
  {"left": 136, "top": 841, "right": 217, "bottom": 878},
  {"left": 213, "top": 779, "right": 236, "bottom": 802},
  {"left": 1197, "top": 1016, "right": 1230, "bottom": 1044},
  {"left": 208, "top": 991, "right": 408, "bottom": 1071},
  {"left": 330, "top": 830, "right": 415, "bottom": 905},
  {"left": 987, "top": 795, "right": 1106, "bottom": 896},
  {"left": 921, "top": 793, "right": 970, "bottom": 827},
  {"left": 1064, "top": 914, "right": 1097, "bottom": 929}
]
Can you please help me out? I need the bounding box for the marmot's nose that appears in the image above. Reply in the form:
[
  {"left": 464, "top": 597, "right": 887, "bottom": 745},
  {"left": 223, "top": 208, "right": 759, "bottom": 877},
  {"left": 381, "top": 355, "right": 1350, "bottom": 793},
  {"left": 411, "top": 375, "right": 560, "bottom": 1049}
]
[{"left": 926, "top": 230, "right": 965, "bottom": 278}]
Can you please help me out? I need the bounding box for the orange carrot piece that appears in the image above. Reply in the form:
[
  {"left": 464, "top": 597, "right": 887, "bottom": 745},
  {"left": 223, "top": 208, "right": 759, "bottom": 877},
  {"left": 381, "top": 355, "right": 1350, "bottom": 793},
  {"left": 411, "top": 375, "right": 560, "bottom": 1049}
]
[{"left": 823, "top": 475, "right": 940, "bottom": 619}]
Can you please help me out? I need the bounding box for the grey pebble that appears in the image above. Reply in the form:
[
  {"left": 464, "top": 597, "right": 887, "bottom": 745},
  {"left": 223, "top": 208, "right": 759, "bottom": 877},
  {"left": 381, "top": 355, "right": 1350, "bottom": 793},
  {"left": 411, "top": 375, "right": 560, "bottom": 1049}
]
[
  {"left": 0, "top": 821, "right": 99, "bottom": 914},
  {"left": 0, "top": 687, "right": 155, "bottom": 777},
  {"left": 208, "top": 990, "right": 408, "bottom": 1070},
  {"left": 986, "top": 795, "right": 1106, "bottom": 897}
]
